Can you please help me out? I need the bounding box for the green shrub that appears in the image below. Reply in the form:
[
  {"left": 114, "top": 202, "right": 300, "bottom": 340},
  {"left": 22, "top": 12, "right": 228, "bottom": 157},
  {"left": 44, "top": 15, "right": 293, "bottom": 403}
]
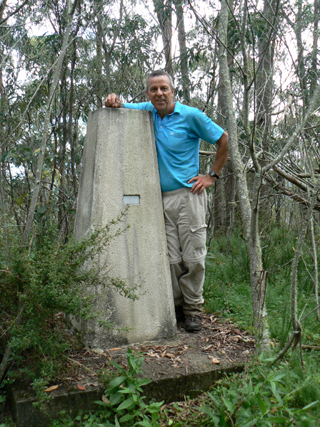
[
  {"left": 0, "top": 214, "right": 139, "bottom": 391},
  {"left": 201, "top": 354, "right": 319, "bottom": 426},
  {"left": 51, "top": 349, "right": 163, "bottom": 427}
]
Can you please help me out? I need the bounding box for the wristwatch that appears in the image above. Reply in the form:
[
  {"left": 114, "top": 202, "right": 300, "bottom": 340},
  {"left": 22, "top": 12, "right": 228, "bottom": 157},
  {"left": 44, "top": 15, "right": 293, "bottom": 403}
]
[{"left": 209, "top": 170, "right": 220, "bottom": 179}]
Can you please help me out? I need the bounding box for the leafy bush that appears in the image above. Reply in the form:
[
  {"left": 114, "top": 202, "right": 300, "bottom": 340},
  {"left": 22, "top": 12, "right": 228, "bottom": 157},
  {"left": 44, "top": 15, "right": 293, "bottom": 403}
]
[
  {"left": 0, "top": 214, "right": 138, "bottom": 389},
  {"left": 51, "top": 349, "right": 163, "bottom": 427},
  {"left": 96, "top": 348, "right": 163, "bottom": 426},
  {"left": 201, "top": 354, "right": 319, "bottom": 426}
]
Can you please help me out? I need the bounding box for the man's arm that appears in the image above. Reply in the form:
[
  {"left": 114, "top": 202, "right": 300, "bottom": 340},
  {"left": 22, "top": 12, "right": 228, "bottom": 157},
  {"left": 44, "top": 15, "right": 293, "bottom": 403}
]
[
  {"left": 188, "top": 131, "right": 229, "bottom": 195},
  {"left": 105, "top": 94, "right": 123, "bottom": 108}
]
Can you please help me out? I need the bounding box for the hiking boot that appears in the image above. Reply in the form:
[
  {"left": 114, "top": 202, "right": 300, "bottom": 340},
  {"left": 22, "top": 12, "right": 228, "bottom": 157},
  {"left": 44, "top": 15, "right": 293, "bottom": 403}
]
[
  {"left": 185, "top": 314, "right": 202, "bottom": 332},
  {"left": 175, "top": 306, "right": 185, "bottom": 323}
]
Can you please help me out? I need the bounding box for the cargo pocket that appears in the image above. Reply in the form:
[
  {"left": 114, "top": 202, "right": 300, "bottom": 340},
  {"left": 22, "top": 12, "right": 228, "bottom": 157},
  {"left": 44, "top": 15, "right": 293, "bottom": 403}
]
[{"left": 187, "top": 224, "right": 207, "bottom": 260}]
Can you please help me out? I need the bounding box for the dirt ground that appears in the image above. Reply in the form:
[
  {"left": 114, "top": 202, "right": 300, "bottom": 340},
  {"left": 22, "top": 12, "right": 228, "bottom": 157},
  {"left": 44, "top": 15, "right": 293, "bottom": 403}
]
[{"left": 58, "top": 314, "right": 256, "bottom": 388}]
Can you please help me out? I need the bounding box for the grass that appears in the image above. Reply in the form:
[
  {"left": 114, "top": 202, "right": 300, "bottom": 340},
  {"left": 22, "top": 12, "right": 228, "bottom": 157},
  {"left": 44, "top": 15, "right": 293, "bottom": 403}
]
[
  {"left": 202, "top": 224, "right": 320, "bottom": 424},
  {"left": 204, "top": 225, "right": 320, "bottom": 345}
]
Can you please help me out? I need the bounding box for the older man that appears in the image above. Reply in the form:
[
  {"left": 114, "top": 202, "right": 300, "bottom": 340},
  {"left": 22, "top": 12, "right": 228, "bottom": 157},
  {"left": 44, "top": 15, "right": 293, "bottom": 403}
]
[{"left": 105, "top": 70, "right": 228, "bottom": 332}]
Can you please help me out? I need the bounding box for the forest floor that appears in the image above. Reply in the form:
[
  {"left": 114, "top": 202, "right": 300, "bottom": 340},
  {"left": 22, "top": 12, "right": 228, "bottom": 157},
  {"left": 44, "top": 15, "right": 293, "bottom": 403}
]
[
  {"left": 6, "top": 314, "right": 256, "bottom": 427},
  {"left": 56, "top": 313, "right": 256, "bottom": 391}
]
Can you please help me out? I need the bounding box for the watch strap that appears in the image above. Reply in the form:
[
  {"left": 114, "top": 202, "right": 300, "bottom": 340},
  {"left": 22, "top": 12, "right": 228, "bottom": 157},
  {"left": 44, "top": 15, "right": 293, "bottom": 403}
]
[{"left": 209, "top": 170, "right": 220, "bottom": 179}]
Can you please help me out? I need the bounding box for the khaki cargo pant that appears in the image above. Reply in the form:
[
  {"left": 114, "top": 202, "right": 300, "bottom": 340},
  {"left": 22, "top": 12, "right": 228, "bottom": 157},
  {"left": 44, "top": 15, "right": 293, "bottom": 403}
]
[{"left": 162, "top": 187, "right": 207, "bottom": 315}]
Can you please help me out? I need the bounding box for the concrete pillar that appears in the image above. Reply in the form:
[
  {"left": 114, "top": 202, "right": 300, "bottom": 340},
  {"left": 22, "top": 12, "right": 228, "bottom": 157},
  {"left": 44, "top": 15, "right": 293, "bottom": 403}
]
[{"left": 74, "top": 108, "right": 176, "bottom": 349}]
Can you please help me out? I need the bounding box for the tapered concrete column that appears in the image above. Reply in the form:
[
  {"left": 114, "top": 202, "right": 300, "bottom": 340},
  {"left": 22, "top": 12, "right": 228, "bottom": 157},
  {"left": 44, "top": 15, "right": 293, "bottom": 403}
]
[{"left": 74, "top": 108, "right": 176, "bottom": 349}]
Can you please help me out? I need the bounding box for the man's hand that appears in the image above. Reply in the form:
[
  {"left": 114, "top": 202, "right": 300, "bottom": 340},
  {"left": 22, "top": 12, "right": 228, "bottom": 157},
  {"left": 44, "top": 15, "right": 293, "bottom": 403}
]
[
  {"left": 104, "top": 94, "right": 122, "bottom": 108},
  {"left": 188, "top": 174, "right": 216, "bottom": 195},
  {"left": 189, "top": 132, "right": 229, "bottom": 195}
]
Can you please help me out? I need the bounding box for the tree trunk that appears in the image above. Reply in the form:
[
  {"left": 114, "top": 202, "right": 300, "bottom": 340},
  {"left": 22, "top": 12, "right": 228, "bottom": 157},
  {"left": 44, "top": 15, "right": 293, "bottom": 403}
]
[
  {"left": 95, "top": 0, "right": 103, "bottom": 107},
  {"left": 153, "top": 0, "right": 173, "bottom": 76},
  {"left": 218, "top": 0, "right": 270, "bottom": 348},
  {"left": 311, "top": 0, "right": 319, "bottom": 95},
  {"left": 256, "top": 0, "right": 279, "bottom": 220},
  {"left": 101, "top": 0, "right": 123, "bottom": 93},
  {"left": 21, "top": 0, "right": 76, "bottom": 246},
  {"left": 69, "top": 34, "right": 78, "bottom": 195},
  {"left": 296, "top": 0, "right": 308, "bottom": 109},
  {"left": 173, "top": 0, "right": 190, "bottom": 102},
  {"left": 0, "top": 0, "right": 8, "bottom": 214}
]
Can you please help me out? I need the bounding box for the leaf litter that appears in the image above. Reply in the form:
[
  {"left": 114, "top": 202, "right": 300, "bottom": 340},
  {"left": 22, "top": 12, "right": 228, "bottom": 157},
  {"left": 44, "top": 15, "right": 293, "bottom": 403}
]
[{"left": 53, "top": 313, "right": 255, "bottom": 390}]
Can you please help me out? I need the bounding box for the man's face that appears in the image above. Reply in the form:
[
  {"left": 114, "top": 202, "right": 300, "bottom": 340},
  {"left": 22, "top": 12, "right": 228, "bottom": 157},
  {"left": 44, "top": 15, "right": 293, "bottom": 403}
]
[{"left": 146, "top": 75, "right": 175, "bottom": 118}]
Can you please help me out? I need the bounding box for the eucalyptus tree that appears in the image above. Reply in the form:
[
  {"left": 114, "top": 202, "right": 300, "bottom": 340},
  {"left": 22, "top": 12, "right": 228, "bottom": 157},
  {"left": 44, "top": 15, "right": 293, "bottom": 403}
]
[
  {"left": 173, "top": 0, "right": 190, "bottom": 103},
  {"left": 188, "top": 0, "right": 320, "bottom": 349},
  {"left": 153, "top": 0, "right": 173, "bottom": 75}
]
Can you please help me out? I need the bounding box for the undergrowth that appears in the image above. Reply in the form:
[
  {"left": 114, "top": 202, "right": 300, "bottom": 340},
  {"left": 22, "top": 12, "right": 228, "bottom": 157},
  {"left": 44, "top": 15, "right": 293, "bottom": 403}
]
[
  {"left": 0, "top": 214, "right": 139, "bottom": 416},
  {"left": 204, "top": 224, "right": 320, "bottom": 345},
  {"left": 3, "top": 223, "right": 320, "bottom": 426},
  {"left": 49, "top": 350, "right": 320, "bottom": 427},
  {"left": 202, "top": 223, "right": 320, "bottom": 424},
  {"left": 51, "top": 349, "right": 163, "bottom": 427},
  {"left": 161, "top": 353, "right": 320, "bottom": 426}
]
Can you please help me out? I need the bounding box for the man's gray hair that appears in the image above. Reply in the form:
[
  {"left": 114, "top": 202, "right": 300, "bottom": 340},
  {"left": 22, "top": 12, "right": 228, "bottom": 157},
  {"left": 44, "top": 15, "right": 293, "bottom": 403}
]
[{"left": 146, "top": 70, "right": 175, "bottom": 91}]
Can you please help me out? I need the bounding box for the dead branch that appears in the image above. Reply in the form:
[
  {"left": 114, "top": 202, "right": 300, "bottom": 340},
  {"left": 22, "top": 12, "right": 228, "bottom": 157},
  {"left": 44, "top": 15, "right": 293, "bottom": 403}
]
[{"left": 301, "top": 345, "right": 320, "bottom": 350}]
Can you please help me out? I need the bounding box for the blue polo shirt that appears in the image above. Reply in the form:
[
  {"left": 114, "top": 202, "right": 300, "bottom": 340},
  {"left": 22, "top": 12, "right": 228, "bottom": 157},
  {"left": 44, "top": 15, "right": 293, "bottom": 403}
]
[{"left": 123, "top": 101, "right": 224, "bottom": 192}]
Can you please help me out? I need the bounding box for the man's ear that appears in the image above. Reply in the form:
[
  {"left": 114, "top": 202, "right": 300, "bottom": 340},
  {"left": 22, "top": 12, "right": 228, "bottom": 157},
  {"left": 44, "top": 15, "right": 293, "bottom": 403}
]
[{"left": 145, "top": 90, "right": 150, "bottom": 100}]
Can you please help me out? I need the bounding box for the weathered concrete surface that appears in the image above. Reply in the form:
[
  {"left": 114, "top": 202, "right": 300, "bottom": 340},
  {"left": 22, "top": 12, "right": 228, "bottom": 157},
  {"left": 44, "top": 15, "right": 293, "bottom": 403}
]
[
  {"left": 7, "top": 382, "right": 103, "bottom": 427},
  {"left": 7, "top": 363, "right": 244, "bottom": 427},
  {"left": 73, "top": 108, "right": 176, "bottom": 349},
  {"left": 7, "top": 316, "right": 255, "bottom": 427}
]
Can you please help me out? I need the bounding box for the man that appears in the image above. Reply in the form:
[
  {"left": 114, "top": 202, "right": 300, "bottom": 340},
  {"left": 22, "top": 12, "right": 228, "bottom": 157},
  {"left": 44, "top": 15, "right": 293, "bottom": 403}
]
[{"left": 105, "top": 70, "right": 228, "bottom": 332}]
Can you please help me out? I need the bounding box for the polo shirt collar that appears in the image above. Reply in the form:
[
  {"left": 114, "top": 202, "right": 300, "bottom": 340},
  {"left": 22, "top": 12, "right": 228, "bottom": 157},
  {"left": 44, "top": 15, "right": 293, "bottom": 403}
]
[
  {"left": 173, "top": 101, "right": 182, "bottom": 114},
  {"left": 154, "top": 101, "right": 182, "bottom": 120}
]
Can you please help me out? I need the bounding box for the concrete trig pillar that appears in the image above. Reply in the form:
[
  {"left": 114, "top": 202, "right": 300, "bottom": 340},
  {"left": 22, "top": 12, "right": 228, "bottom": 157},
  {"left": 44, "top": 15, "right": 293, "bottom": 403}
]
[{"left": 74, "top": 108, "right": 176, "bottom": 349}]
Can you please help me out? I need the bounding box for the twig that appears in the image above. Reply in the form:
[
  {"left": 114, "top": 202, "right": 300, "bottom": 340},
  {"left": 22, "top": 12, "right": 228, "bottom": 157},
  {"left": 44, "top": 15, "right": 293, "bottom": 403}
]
[
  {"left": 301, "top": 345, "right": 320, "bottom": 351},
  {"left": 66, "top": 357, "right": 97, "bottom": 375},
  {"left": 218, "top": 283, "right": 230, "bottom": 312},
  {"left": 300, "top": 305, "right": 320, "bottom": 323}
]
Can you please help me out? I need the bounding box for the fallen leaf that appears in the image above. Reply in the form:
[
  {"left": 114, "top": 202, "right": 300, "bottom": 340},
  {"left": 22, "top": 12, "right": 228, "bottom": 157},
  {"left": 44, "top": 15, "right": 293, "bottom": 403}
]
[
  {"left": 161, "top": 351, "right": 166, "bottom": 358},
  {"left": 77, "top": 384, "right": 86, "bottom": 391},
  {"left": 109, "top": 348, "right": 121, "bottom": 352},
  {"left": 45, "top": 385, "right": 59, "bottom": 393},
  {"left": 93, "top": 349, "right": 104, "bottom": 355},
  {"left": 166, "top": 353, "right": 175, "bottom": 359},
  {"left": 233, "top": 329, "right": 241, "bottom": 334},
  {"left": 202, "top": 345, "right": 213, "bottom": 351},
  {"left": 102, "top": 395, "right": 110, "bottom": 404},
  {"left": 211, "top": 358, "right": 220, "bottom": 364}
]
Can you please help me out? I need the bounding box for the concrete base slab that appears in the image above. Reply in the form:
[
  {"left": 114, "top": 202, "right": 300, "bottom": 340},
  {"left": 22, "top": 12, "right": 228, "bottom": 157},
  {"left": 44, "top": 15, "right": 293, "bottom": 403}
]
[{"left": 7, "top": 315, "right": 255, "bottom": 427}]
